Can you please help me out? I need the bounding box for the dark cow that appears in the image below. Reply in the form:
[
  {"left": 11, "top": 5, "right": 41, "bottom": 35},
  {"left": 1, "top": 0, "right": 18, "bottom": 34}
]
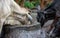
[
  {"left": 50, "top": 18, "right": 60, "bottom": 37},
  {"left": 37, "top": 0, "right": 60, "bottom": 37},
  {"left": 37, "top": 8, "right": 56, "bottom": 27}
]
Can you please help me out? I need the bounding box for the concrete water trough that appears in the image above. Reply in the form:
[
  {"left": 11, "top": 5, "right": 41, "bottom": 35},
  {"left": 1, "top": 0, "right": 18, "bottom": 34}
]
[
  {"left": 1, "top": 12, "right": 55, "bottom": 38},
  {"left": 1, "top": 12, "right": 52, "bottom": 38},
  {"left": 1, "top": 12, "right": 44, "bottom": 38},
  {"left": 2, "top": 22, "right": 41, "bottom": 38}
]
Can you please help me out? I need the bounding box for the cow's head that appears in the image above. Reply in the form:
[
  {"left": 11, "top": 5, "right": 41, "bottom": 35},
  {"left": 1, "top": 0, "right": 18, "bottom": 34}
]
[{"left": 11, "top": 0, "right": 33, "bottom": 25}]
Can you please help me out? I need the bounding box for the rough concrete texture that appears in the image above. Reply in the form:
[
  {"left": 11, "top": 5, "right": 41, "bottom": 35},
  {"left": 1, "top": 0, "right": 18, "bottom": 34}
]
[{"left": 4, "top": 26, "right": 47, "bottom": 38}]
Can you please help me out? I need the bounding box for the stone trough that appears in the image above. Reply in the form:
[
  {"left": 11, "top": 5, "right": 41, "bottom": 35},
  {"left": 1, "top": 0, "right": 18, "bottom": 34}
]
[
  {"left": 1, "top": 13, "right": 49, "bottom": 38},
  {"left": 2, "top": 22, "right": 42, "bottom": 38}
]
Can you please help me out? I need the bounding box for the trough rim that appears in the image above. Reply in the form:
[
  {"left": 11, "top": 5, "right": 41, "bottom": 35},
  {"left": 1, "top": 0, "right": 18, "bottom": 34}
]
[{"left": 4, "top": 22, "right": 40, "bottom": 29}]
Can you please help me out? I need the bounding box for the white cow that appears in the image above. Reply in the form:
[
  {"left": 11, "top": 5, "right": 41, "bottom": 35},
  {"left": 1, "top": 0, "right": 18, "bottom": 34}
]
[{"left": 0, "top": 0, "right": 33, "bottom": 36}]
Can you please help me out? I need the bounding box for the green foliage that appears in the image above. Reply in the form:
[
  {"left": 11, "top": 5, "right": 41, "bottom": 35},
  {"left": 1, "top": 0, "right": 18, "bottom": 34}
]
[
  {"left": 15, "top": 0, "right": 40, "bottom": 9},
  {"left": 24, "top": 1, "right": 35, "bottom": 9},
  {"left": 24, "top": 0, "right": 40, "bottom": 9},
  {"left": 34, "top": 0, "right": 40, "bottom": 6}
]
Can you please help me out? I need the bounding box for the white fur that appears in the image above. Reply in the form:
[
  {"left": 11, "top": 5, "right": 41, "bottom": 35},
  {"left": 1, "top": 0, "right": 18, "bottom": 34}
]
[{"left": 0, "top": 0, "right": 32, "bottom": 35}]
